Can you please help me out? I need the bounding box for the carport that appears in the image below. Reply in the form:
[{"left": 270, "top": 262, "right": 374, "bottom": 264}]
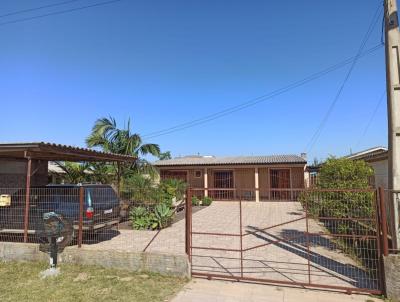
[{"left": 0, "top": 142, "right": 136, "bottom": 243}]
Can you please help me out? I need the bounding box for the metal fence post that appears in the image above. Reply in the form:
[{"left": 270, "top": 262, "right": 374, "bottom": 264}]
[
  {"left": 378, "top": 187, "right": 389, "bottom": 256},
  {"left": 239, "top": 189, "right": 244, "bottom": 278},
  {"left": 23, "top": 158, "right": 32, "bottom": 243},
  {"left": 185, "top": 188, "right": 192, "bottom": 260},
  {"left": 305, "top": 190, "right": 311, "bottom": 284},
  {"left": 78, "top": 186, "right": 84, "bottom": 248}
]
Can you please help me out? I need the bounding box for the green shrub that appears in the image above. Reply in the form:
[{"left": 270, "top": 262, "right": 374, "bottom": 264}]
[
  {"left": 192, "top": 196, "right": 200, "bottom": 206},
  {"left": 122, "top": 174, "right": 156, "bottom": 204},
  {"left": 129, "top": 203, "right": 175, "bottom": 230},
  {"left": 132, "top": 215, "right": 153, "bottom": 230},
  {"left": 129, "top": 206, "right": 152, "bottom": 230},
  {"left": 300, "top": 157, "right": 375, "bottom": 236},
  {"left": 318, "top": 157, "right": 373, "bottom": 189},
  {"left": 130, "top": 206, "right": 148, "bottom": 218},
  {"left": 124, "top": 176, "right": 186, "bottom": 230},
  {"left": 158, "top": 179, "right": 187, "bottom": 204},
  {"left": 202, "top": 197, "right": 213, "bottom": 206}
]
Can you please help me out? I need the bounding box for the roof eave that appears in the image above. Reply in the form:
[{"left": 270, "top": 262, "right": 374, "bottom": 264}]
[{"left": 0, "top": 142, "right": 136, "bottom": 162}]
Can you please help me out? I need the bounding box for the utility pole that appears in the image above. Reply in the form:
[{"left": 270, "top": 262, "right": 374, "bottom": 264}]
[{"left": 385, "top": 0, "right": 400, "bottom": 248}]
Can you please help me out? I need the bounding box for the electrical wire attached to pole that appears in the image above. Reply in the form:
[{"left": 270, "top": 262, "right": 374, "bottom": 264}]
[
  {"left": 305, "top": 4, "right": 384, "bottom": 153},
  {"left": 355, "top": 90, "right": 386, "bottom": 149},
  {"left": 0, "top": 0, "right": 123, "bottom": 27},
  {"left": 142, "top": 44, "right": 383, "bottom": 140}
]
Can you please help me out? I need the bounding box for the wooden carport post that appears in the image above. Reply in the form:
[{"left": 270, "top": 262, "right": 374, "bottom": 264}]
[{"left": 23, "top": 155, "right": 32, "bottom": 243}]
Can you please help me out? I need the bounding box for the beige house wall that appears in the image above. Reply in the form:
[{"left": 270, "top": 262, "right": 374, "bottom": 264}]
[
  {"left": 188, "top": 169, "right": 204, "bottom": 188},
  {"left": 235, "top": 168, "right": 255, "bottom": 189},
  {"left": 291, "top": 167, "right": 305, "bottom": 188},
  {"left": 158, "top": 163, "right": 306, "bottom": 201}
]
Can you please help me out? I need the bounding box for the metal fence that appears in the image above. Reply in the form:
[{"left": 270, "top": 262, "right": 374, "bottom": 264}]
[
  {"left": 0, "top": 186, "right": 187, "bottom": 255},
  {"left": 187, "top": 188, "right": 385, "bottom": 295},
  {"left": 0, "top": 185, "right": 391, "bottom": 294},
  {"left": 380, "top": 189, "right": 400, "bottom": 254}
]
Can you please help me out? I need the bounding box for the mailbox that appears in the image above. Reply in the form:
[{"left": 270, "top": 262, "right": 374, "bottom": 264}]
[{"left": 0, "top": 195, "right": 11, "bottom": 207}]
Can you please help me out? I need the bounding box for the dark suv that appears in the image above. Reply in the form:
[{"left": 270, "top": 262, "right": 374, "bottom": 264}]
[{"left": 0, "top": 184, "right": 120, "bottom": 236}]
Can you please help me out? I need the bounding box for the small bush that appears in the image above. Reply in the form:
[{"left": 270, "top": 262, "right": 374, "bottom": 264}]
[
  {"left": 130, "top": 206, "right": 148, "bottom": 218},
  {"left": 129, "top": 206, "right": 152, "bottom": 230},
  {"left": 192, "top": 196, "right": 200, "bottom": 206},
  {"left": 129, "top": 203, "right": 175, "bottom": 230},
  {"left": 125, "top": 176, "right": 187, "bottom": 230},
  {"left": 202, "top": 197, "right": 213, "bottom": 206}
]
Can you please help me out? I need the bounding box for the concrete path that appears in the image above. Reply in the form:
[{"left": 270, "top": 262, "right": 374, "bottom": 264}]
[{"left": 171, "top": 279, "right": 382, "bottom": 302}]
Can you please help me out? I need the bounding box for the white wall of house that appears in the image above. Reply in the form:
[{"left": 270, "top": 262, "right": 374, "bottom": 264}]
[{"left": 370, "top": 160, "right": 388, "bottom": 189}]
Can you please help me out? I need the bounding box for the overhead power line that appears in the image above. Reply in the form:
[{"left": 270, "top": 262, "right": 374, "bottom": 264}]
[
  {"left": 0, "top": 0, "right": 82, "bottom": 19},
  {"left": 0, "top": 0, "right": 123, "bottom": 27},
  {"left": 355, "top": 90, "right": 386, "bottom": 149},
  {"left": 305, "top": 4, "right": 383, "bottom": 153},
  {"left": 142, "top": 44, "right": 383, "bottom": 140}
]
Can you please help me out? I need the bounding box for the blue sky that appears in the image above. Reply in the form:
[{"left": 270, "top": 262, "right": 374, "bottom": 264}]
[{"left": 0, "top": 0, "right": 387, "bottom": 162}]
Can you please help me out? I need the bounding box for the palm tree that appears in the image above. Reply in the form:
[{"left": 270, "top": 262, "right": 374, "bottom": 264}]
[
  {"left": 86, "top": 116, "right": 161, "bottom": 190},
  {"left": 87, "top": 162, "right": 115, "bottom": 184},
  {"left": 158, "top": 151, "right": 172, "bottom": 160},
  {"left": 54, "top": 162, "right": 91, "bottom": 184}
]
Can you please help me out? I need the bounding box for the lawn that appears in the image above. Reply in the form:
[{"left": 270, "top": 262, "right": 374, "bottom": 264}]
[{"left": 0, "top": 261, "right": 187, "bottom": 302}]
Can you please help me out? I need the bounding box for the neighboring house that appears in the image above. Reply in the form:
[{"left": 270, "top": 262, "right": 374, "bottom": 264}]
[
  {"left": 48, "top": 161, "right": 66, "bottom": 183},
  {"left": 304, "top": 164, "right": 320, "bottom": 188},
  {"left": 0, "top": 158, "right": 48, "bottom": 187},
  {"left": 154, "top": 154, "right": 307, "bottom": 201},
  {"left": 346, "top": 146, "right": 388, "bottom": 189}
]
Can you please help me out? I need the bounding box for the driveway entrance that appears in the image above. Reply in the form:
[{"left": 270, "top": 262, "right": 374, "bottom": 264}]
[{"left": 188, "top": 188, "right": 384, "bottom": 295}]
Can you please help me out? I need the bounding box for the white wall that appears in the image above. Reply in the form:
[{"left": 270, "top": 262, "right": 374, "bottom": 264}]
[{"left": 370, "top": 159, "right": 388, "bottom": 189}]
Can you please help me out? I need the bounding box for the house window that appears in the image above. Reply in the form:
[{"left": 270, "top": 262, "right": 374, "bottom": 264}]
[
  {"left": 160, "top": 170, "right": 188, "bottom": 182},
  {"left": 214, "top": 171, "right": 234, "bottom": 188},
  {"left": 213, "top": 171, "right": 234, "bottom": 200},
  {"left": 194, "top": 170, "right": 202, "bottom": 178}
]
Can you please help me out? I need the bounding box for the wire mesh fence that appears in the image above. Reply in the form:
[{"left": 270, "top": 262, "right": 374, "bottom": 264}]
[
  {"left": 0, "top": 185, "right": 187, "bottom": 255},
  {"left": 189, "top": 188, "right": 384, "bottom": 294},
  {"left": 0, "top": 185, "right": 389, "bottom": 294}
]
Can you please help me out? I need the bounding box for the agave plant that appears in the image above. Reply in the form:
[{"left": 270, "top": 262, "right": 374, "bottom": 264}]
[
  {"left": 130, "top": 206, "right": 148, "bottom": 218},
  {"left": 152, "top": 203, "right": 174, "bottom": 229},
  {"left": 133, "top": 216, "right": 151, "bottom": 230},
  {"left": 129, "top": 206, "right": 152, "bottom": 230}
]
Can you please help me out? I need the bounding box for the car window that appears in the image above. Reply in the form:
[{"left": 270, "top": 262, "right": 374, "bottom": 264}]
[
  {"left": 86, "top": 188, "right": 93, "bottom": 207},
  {"left": 89, "top": 186, "right": 117, "bottom": 204}
]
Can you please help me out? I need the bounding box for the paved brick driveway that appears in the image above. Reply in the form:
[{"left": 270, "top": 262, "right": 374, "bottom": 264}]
[{"left": 83, "top": 201, "right": 379, "bottom": 291}]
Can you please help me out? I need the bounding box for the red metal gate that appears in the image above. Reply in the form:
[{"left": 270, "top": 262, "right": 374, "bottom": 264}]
[{"left": 186, "top": 188, "right": 386, "bottom": 295}]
